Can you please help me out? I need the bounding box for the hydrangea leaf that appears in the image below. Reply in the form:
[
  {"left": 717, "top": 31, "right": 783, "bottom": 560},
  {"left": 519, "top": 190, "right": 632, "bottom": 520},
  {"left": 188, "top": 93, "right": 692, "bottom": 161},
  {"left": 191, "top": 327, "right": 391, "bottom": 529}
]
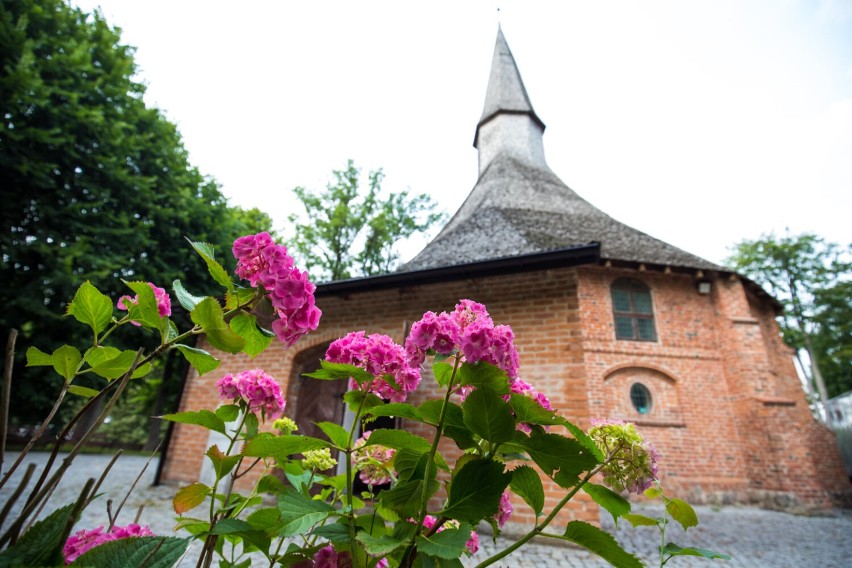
[
  {"left": 162, "top": 410, "right": 226, "bottom": 435},
  {"left": 415, "top": 523, "right": 471, "bottom": 559},
  {"left": 509, "top": 465, "right": 545, "bottom": 516},
  {"left": 172, "top": 279, "right": 206, "bottom": 311},
  {"left": 433, "top": 361, "right": 454, "bottom": 387},
  {"left": 277, "top": 487, "right": 336, "bottom": 537},
  {"left": 558, "top": 417, "right": 606, "bottom": 462},
  {"left": 215, "top": 404, "right": 240, "bottom": 422},
  {"left": 206, "top": 444, "right": 241, "bottom": 479},
  {"left": 70, "top": 536, "right": 191, "bottom": 568},
  {"left": 229, "top": 313, "right": 273, "bottom": 358},
  {"left": 623, "top": 513, "right": 660, "bottom": 527},
  {"left": 519, "top": 430, "right": 598, "bottom": 482},
  {"left": 666, "top": 498, "right": 699, "bottom": 531},
  {"left": 342, "top": 390, "right": 385, "bottom": 413},
  {"left": 356, "top": 532, "right": 408, "bottom": 556},
  {"left": 51, "top": 345, "right": 81, "bottom": 381},
  {"left": 188, "top": 239, "right": 233, "bottom": 290},
  {"left": 394, "top": 448, "right": 436, "bottom": 482},
  {"left": 173, "top": 482, "right": 210, "bottom": 515},
  {"left": 26, "top": 346, "right": 54, "bottom": 367},
  {"left": 174, "top": 344, "right": 220, "bottom": 376},
  {"left": 311, "top": 522, "right": 352, "bottom": 544},
  {"left": 561, "top": 520, "right": 643, "bottom": 568},
  {"left": 66, "top": 281, "right": 113, "bottom": 337},
  {"left": 122, "top": 280, "right": 164, "bottom": 330},
  {"left": 662, "top": 543, "right": 731, "bottom": 561},
  {"left": 440, "top": 459, "right": 510, "bottom": 523},
  {"left": 379, "top": 478, "right": 439, "bottom": 518},
  {"left": 242, "top": 433, "right": 329, "bottom": 460},
  {"left": 462, "top": 388, "right": 516, "bottom": 444},
  {"left": 583, "top": 483, "right": 631, "bottom": 524},
  {"left": 305, "top": 361, "right": 376, "bottom": 386},
  {"left": 508, "top": 394, "right": 561, "bottom": 426},
  {"left": 0, "top": 504, "right": 74, "bottom": 566},
  {"left": 190, "top": 297, "right": 245, "bottom": 354},
  {"left": 316, "top": 421, "right": 350, "bottom": 448},
  {"left": 455, "top": 361, "right": 510, "bottom": 395},
  {"left": 68, "top": 385, "right": 100, "bottom": 398},
  {"left": 88, "top": 349, "right": 139, "bottom": 380}
]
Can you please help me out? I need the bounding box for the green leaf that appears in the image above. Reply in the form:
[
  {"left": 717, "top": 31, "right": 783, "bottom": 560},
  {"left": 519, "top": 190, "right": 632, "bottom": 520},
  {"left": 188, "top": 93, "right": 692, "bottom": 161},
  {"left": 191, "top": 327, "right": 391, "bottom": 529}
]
[
  {"left": 26, "top": 346, "right": 54, "bottom": 367},
  {"left": 366, "top": 402, "right": 423, "bottom": 422},
  {"left": 305, "top": 360, "right": 376, "bottom": 385},
  {"left": 420, "top": 400, "right": 477, "bottom": 450},
  {"left": 343, "top": 390, "right": 385, "bottom": 413},
  {"left": 210, "top": 518, "right": 254, "bottom": 535},
  {"left": 242, "top": 433, "right": 329, "bottom": 460},
  {"left": 52, "top": 345, "right": 81, "bottom": 381},
  {"left": 316, "top": 421, "right": 350, "bottom": 448},
  {"left": 583, "top": 483, "right": 631, "bottom": 523},
  {"left": 246, "top": 508, "right": 281, "bottom": 532},
  {"left": 666, "top": 498, "right": 699, "bottom": 531},
  {"left": 162, "top": 410, "right": 226, "bottom": 434},
  {"left": 440, "top": 459, "right": 511, "bottom": 523},
  {"left": 256, "top": 474, "right": 287, "bottom": 494},
  {"left": 277, "top": 487, "right": 336, "bottom": 537},
  {"left": 173, "top": 482, "right": 210, "bottom": 514},
  {"left": 215, "top": 404, "right": 241, "bottom": 422},
  {"left": 623, "top": 513, "right": 660, "bottom": 527},
  {"left": 395, "top": 448, "right": 434, "bottom": 482},
  {"left": 416, "top": 522, "right": 471, "bottom": 559},
  {"left": 122, "top": 280, "right": 166, "bottom": 330},
  {"left": 662, "top": 543, "right": 731, "bottom": 561},
  {"left": 0, "top": 504, "right": 74, "bottom": 567},
  {"left": 311, "top": 523, "right": 352, "bottom": 544},
  {"left": 189, "top": 239, "right": 233, "bottom": 289},
  {"left": 455, "top": 361, "right": 510, "bottom": 394},
  {"left": 561, "top": 520, "right": 643, "bottom": 568},
  {"left": 509, "top": 465, "right": 545, "bottom": 516},
  {"left": 363, "top": 429, "right": 448, "bottom": 469},
  {"left": 462, "top": 388, "right": 516, "bottom": 444},
  {"left": 379, "top": 478, "right": 439, "bottom": 518},
  {"left": 131, "top": 362, "right": 153, "bottom": 379},
  {"left": 67, "top": 281, "right": 113, "bottom": 336},
  {"left": 558, "top": 417, "right": 606, "bottom": 462},
  {"left": 356, "top": 532, "right": 408, "bottom": 556},
  {"left": 519, "top": 430, "right": 598, "bottom": 485},
  {"left": 644, "top": 486, "right": 663, "bottom": 499},
  {"left": 70, "top": 536, "right": 191, "bottom": 568},
  {"left": 190, "top": 297, "right": 245, "bottom": 353},
  {"left": 433, "top": 361, "right": 455, "bottom": 387},
  {"left": 509, "top": 394, "right": 561, "bottom": 426},
  {"left": 206, "top": 445, "right": 241, "bottom": 479},
  {"left": 175, "top": 344, "right": 221, "bottom": 375},
  {"left": 68, "top": 385, "right": 100, "bottom": 398},
  {"left": 230, "top": 313, "right": 273, "bottom": 357},
  {"left": 88, "top": 349, "right": 139, "bottom": 380},
  {"left": 173, "top": 279, "right": 207, "bottom": 311}
]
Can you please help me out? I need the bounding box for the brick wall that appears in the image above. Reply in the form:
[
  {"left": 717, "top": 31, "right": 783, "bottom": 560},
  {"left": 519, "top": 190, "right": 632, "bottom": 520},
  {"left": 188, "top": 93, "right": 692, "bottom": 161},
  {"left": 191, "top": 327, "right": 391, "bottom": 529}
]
[{"left": 160, "top": 263, "right": 851, "bottom": 529}]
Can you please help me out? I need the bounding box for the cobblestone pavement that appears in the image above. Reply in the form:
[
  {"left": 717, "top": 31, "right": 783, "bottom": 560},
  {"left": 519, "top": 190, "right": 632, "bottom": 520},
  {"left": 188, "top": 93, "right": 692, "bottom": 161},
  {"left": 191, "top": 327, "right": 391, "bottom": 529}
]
[{"left": 2, "top": 452, "right": 851, "bottom": 567}]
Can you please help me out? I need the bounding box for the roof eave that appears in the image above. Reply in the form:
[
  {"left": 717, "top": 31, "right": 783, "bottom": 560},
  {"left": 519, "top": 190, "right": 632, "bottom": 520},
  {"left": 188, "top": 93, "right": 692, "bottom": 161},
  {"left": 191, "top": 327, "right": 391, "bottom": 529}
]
[{"left": 316, "top": 243, "right": 601, "bottom": 296}]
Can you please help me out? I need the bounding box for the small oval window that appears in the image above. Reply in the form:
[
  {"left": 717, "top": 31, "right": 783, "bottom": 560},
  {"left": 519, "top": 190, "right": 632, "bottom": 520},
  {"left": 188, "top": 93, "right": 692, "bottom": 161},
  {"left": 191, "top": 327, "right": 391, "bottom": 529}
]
[{"left": 630, "top": 383, "right": 652, "bottom": 415}]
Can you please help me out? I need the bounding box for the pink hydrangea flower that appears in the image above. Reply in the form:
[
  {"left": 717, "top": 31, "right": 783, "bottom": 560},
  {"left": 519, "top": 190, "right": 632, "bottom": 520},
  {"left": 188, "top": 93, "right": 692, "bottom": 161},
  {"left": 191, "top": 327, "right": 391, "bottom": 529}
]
[
  {"left": 117, "top": 282, "right": 171, "bottom": 326},
  {"left": 63, "top": 524, "right": 154, "bottom": 564},
  {"left": 232, "top": 232, "right": 321, "bottom": 347},
  {"left": 352, "top": 430, "right": 396, "bottom": 486},
  {"left": 495, "top": 490, "right": 513, "bottom": 528},
  {"left": 216, "top": 369, "right": 286, "bottom": 419},
  {"left": 405, "top": 300, "right": 519, "bottom": 380},
  {"left": 326, "top": 331, "right": 421, "bottom": 402}
]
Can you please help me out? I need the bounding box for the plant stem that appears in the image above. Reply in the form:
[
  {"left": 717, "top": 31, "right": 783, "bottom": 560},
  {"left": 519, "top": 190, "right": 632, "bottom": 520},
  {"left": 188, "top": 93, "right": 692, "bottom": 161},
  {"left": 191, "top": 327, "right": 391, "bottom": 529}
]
[
  {"left": 345, "top": 391, "right": 369, "bottom": 555},
  {"left": 0, "top": 329, "right": 16, "bottom": 481}
]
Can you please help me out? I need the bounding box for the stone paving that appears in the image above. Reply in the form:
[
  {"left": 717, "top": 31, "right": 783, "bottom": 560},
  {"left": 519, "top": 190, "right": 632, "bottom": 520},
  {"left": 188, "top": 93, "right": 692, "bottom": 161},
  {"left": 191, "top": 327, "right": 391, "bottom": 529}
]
[{"left": 2, "top": 452, "right": 851, "bottom": 567}]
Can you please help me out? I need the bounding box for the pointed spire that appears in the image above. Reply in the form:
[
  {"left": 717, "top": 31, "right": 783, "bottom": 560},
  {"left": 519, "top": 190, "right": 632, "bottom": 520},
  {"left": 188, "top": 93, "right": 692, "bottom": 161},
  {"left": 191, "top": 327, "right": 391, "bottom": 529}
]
[{"left": 474, "top": 28, "right": 547, "bottom": 175}]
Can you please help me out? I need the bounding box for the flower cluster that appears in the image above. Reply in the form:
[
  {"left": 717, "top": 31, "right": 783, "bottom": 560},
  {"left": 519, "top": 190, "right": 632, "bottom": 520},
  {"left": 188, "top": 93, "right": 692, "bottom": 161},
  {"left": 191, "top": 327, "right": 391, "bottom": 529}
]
[
  {"left": 313, "top": 545, "right": 388, "bottom": 568},
  {"left": 232, "top": 232, "right": 321, "bottom": 347},
  {"left": 421, "top": 516, "right": 479, "bottom": 555},
  {"left": 273, "top": 417, "right": 298, "bottom": 434},
  {"left": 405, "top": 300, "right": 519, "bottom": 379},
  {"left": 588, "top": 419, "right": 660, "bottom": 494},
  {"left": 117, "top": 282, "right": 171, "bottom": 325},
  {"left": 325, "top": 331, "right": 421, "bottom": 402},
  {"left": 508, "top": 378, "right": 554, "bottom": 432},
  {"left": 216, "top": 369, "right": 286, "bottom": 419},
  {"left": 302, "top": 448, "right": 337, "bottom": 471},
  {"left": 351, "top": 430, "right": 396, "bottom": 486},
  {"left": 63, "top": 524, "right": 154, "bottom": 564},
  {"left": 495, "top": 490, "right": 514, "bottom": 528}
]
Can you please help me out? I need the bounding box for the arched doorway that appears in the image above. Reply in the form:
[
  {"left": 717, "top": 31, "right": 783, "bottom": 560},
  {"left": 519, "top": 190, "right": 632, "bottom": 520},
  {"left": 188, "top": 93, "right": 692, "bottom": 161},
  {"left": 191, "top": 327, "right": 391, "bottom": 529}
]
[{"left": 290, "top": 342, "right": 347, "bottom": 442}]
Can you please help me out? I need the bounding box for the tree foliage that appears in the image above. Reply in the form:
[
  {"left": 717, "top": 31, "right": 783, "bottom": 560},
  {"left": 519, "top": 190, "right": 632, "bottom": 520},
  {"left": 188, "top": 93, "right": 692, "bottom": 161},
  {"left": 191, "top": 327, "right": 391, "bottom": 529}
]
[
  {"left": 287, "top": 160, "right": 445, "bottom": 281},
  {"left": 0, "top": 0, "right": 272, "bottom": 425},
  {"left": 726, "top": 233, "right": 851, "bottom": 401}
]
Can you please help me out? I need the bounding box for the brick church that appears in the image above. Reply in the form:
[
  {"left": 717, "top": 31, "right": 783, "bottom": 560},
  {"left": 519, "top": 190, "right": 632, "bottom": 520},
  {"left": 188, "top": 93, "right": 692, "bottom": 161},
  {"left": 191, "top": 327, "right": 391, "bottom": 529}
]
[{"left": 160, "top": 29, "right": 850, "bottom": 525}]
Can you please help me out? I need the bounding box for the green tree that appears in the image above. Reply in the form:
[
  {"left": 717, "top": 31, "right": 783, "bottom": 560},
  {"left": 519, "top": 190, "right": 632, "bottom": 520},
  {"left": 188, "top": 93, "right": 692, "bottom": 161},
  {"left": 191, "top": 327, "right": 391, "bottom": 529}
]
[
  {"left": 0, "top": 0, "right": 272, "bottom": 429},
  {"left": 726, "top": 233, "right": 851, "bottom": 408},
  {"left": 287, "top": 160, "right": 445, "bottom": 281}
]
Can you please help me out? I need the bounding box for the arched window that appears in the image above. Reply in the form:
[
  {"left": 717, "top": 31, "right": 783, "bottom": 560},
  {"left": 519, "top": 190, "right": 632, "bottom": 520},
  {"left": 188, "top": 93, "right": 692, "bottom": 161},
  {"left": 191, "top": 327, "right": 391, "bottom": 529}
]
[
  {"left": 611, "top": 278, "right": 657, "bottom": 341},
  {"left": 630, "top": 383, "right": 652, "bottom": 415}
]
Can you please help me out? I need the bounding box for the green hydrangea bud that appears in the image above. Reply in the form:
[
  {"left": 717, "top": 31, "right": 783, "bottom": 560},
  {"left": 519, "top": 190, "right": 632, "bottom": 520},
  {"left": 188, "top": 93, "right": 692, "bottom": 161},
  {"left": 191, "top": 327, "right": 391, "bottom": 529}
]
[
  {"left": 302, "top": 448, "right": 337, "bottom": 471},
  {"left": 273, "top": 417, "right": 298, "bottom": 435}
]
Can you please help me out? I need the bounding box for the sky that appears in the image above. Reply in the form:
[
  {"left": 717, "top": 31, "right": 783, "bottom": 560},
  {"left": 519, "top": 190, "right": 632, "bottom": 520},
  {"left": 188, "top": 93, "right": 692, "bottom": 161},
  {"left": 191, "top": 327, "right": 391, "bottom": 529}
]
[{"left": 72, "top": 0, "right": 852, "bottom": 267}]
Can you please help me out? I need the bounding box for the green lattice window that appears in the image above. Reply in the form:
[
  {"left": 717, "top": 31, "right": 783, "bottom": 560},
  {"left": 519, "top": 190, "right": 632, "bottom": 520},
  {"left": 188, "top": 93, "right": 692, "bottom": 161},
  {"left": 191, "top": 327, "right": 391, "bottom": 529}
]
[{"left": 611, "top": 278, "right": 657, "bottom": 341}]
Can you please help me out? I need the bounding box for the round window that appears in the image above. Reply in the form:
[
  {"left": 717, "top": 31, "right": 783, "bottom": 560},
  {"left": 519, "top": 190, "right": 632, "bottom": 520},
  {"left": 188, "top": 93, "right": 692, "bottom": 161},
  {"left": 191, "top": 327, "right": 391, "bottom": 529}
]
[{"left": 630, "top": 383, "right": 652, "bottom": 415}]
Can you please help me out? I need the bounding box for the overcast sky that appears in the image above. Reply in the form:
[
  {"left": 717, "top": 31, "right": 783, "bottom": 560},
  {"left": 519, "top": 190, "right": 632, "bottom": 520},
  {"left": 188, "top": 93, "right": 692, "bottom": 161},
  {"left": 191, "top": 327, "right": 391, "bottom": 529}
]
[{"left": 73, "top": 0, "right": 852, "bottom": 266}]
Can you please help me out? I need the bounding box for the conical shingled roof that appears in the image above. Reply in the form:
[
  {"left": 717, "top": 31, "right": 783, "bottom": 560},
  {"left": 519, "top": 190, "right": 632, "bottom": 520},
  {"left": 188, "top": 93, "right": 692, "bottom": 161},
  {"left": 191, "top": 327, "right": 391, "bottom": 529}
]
[{"left": 403, "top": 29, "right": 721, "bottom": 273}]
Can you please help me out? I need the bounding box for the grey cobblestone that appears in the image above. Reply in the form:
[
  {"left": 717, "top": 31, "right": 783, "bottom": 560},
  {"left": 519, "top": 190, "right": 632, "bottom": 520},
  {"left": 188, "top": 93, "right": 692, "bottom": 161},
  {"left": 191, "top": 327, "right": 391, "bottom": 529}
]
[{"left": 2, "top": 453, "right": 851, "bottom": 567}]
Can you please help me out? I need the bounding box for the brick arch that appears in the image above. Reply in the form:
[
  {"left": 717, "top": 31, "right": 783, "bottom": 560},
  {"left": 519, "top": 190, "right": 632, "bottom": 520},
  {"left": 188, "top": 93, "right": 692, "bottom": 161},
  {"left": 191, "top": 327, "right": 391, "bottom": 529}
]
[{"left": 597, "top": 364, "right": 684, "bottom": 425}]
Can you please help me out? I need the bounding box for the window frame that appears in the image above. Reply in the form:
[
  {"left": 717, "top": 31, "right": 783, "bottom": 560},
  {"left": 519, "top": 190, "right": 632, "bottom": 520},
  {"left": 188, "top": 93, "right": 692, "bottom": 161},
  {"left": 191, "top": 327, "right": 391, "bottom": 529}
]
[{"left": 610, "top": 278, "right": 658, "bottom": 342}]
